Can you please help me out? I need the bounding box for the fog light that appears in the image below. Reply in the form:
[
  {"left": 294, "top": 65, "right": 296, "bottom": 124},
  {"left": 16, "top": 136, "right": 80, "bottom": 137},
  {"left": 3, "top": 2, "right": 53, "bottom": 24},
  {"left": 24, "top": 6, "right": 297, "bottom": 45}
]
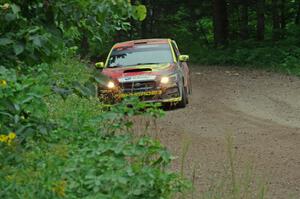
[
  {"left": 160, "top": 77, "right": 169, "bottom": 84},
  {"left": 107, "top": 81, "right": 115, "bottom": 89}
]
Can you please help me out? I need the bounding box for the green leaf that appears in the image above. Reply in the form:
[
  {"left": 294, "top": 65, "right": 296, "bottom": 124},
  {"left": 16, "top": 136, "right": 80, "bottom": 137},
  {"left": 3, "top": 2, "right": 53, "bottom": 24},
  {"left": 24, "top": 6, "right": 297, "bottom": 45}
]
[
  {"left": 31, "top": 35, "right": 42, "bottom": 48},
  {"left": 5, "top": 13, "right": 16, "bottom": 21},
  {"left": 11, "top": 4, "right": 21, "bottom": 15},
  {"left": 0, "top": 38, "right": 13, "bottom": 46},
  {"left": 28, "top": 27, "right": 40, "bottom": 34},
  {"left": 13, "top": 43, "right": 24, "bottom": 55},
  {"left": 133, "top": 5, "right": 147, "bottom": 21}
]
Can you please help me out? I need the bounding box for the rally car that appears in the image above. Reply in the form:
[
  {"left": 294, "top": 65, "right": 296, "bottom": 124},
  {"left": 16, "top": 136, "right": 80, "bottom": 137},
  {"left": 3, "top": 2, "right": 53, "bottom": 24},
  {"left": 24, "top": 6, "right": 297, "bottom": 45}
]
[{"left": 96, "top": 38, "right": 191, "bottom": 107}]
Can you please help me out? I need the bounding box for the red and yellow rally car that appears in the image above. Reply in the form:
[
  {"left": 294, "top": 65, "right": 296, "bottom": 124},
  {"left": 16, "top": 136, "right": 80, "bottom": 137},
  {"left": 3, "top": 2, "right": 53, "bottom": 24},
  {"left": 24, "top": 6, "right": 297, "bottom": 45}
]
[{"left": 96, "top": 38, "right": 191, "bottom": 107}]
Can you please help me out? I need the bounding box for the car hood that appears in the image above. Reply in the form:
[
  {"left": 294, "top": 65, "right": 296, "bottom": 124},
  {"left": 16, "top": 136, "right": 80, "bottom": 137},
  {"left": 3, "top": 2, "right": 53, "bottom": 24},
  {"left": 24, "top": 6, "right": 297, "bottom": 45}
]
[{"left": 101, "top": 63, "right": 176, "bottom": 80}]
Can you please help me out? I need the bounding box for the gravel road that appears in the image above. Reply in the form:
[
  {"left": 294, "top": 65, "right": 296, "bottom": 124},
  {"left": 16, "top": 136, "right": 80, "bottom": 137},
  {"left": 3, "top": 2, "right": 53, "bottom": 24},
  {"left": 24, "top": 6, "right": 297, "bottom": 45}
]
[{"left": 156, "top": 66, "right": 300, "bottom": 199}]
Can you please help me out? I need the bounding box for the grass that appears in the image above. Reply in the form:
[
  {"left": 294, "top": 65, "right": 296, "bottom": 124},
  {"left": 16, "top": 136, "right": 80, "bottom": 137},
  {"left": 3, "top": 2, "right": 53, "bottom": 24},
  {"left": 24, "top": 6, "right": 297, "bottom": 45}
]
[{"left": 190, "top": 136, "right": 268, "bottom": 199}]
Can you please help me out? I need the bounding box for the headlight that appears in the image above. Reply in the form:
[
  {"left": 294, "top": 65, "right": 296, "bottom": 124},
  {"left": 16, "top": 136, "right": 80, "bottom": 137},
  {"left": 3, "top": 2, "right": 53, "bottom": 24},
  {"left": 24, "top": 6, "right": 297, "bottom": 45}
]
[
  {"left": 107, "top": 81, "right": 115, "bottom": 89},
  {"left": 160, "top": 74, "right": 178, "bottom": 84},
  {"left": 160, "top": 77, "right": 170, "bottom": 84}
]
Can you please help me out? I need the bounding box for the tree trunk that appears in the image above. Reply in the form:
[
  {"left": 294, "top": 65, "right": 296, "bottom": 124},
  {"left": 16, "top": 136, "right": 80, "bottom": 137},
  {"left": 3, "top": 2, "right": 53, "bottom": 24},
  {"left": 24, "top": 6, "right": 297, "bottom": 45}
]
[
  {"left": 280, "top": 0, "right": 286, "bottom": 37},
  {"left": 240, "top": 0, "right": 249, "bottom": 40},
  {"left": 272, "top": 0, "right": 281, "bottom": 40},
  {"left": 256, "top": 0, "right": 265, "bottom": 41},
  {"left": 213, "top": 0, "right": 228, "bottom": 46}
]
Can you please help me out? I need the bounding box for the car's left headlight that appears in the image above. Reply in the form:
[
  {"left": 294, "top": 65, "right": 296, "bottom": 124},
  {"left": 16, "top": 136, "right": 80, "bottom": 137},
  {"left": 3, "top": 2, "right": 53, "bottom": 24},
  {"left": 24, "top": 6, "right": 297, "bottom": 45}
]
[
  {"left": 160, "top": 74, "right": 178, "bottom": 84},
  {"left": 107, "top": 81, "right": 115, "bottom": 89}
]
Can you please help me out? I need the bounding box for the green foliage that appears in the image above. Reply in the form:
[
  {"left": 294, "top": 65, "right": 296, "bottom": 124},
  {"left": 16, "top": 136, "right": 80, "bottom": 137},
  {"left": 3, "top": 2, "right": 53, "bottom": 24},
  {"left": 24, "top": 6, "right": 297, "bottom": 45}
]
[
  {"left": 0, "top": 0, "right": 144, "bottom": 67},
  {"left": 63, "top": 133, "right": 184, "bottom": 199},
  {"left": 55, "top": 0, "right": 134, "bottom": 56},
  {"left": 0, "top": 66, "right": 52, "bottom": 141},
  {"left": 0, "top": 2, "right": 59, "bottom": 67},
  {"left": 0, "top": 95, "right": 188, "bottom": 199},
  {"left": 189, "top": 40, "right": 300, "bottom": 76},
  {"left": 48, "top": 56, "right": 98, "bottom": 99},
  {"left": 0, "top": 58, "right": 189, "bottom": 199},
  {"left": 133, "top": 5, "right": 147, "bottom": 21}
]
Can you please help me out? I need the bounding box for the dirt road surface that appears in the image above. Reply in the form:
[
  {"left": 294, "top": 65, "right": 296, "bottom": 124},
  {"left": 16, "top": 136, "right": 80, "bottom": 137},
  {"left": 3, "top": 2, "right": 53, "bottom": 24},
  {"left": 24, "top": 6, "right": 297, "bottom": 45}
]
[{"left": 157, "top": 66, "right": 300, "bottom": 198}]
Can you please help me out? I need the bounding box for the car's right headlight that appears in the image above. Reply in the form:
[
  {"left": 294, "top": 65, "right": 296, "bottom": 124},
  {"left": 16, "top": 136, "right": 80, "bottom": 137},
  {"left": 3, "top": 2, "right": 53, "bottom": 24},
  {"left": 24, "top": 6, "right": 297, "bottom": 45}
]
[
  {"left": 160, "top": 76, "right": 170, "bottom": 84},
  {"left": 160, "top": 73, "right": 178, "bottom": 84}
]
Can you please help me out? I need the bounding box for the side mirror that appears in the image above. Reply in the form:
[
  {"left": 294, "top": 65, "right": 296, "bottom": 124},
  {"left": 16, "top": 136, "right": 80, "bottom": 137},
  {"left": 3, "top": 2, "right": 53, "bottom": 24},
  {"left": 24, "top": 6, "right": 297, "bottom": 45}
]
[
  {"left": 178, "top": 55, "right": 189, "bottom": 62},
  {"left": 95, "top": 62, "right": 105, "bottom": 69}
]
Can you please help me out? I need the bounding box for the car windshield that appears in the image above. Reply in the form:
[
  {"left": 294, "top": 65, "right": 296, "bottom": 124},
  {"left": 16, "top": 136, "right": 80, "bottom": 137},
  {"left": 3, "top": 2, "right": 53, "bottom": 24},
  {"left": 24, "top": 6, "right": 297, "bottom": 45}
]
[{"left": 107, "top": 44, "right": 173, "bottom": 68}]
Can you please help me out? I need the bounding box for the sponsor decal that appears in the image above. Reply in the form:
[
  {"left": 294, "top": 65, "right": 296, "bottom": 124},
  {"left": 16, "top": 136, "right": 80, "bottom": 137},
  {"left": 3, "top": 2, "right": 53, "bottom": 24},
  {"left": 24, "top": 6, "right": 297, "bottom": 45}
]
[
  {"left": 118, "top": 90, "right": 162, "bottom": 98},
  {"left": 118, "top": 75, "right": 156, "bottom": 83}
]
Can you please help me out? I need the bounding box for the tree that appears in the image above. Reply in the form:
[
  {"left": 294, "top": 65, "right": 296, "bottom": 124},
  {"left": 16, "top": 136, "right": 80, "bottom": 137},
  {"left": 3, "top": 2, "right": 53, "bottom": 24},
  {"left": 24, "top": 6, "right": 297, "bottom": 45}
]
[
  {"left": 272, "top": 0, "right": 281, "bottom": 40},
  {"left": 240, "top": 0, "right": 249, "bottom": 40},
  {"left": 279, "top": 0, "right": 286, "bottom": 37},
  {"left": 213, "top": 0, "right": 228, "bottom": 46},
  {"left": 256, "top": 0, "right": 265, "bottom": 41}
]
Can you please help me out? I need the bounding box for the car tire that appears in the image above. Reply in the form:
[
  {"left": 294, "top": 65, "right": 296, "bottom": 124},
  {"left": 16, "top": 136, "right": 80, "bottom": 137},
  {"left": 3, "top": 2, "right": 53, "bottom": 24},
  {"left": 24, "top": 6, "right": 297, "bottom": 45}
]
[
  {"left": 186, "top": 87, "right": 189, "bottom": 104},
  {"left": 188, "top": 76, "right": 192, "bottom": 95},
  {"left": 177, "top": 85, "right": 187, "bottom": 108}
]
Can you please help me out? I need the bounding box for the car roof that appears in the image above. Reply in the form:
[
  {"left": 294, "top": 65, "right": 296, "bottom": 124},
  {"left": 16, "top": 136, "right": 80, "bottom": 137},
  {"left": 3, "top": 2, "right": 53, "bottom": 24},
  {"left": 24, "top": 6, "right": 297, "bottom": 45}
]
[{"left": 113, "top": 38, "right": 171, "bottom": 49}]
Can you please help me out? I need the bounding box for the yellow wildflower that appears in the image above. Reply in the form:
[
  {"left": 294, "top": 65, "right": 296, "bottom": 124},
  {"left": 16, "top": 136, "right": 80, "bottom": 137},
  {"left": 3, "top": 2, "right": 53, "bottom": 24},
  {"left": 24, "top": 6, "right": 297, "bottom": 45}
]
[
  {"left": 0, "top": 135, "right": 8, "bottom": 143},
  {"left": 0, "top": 132, "right": 16, "bottom": 145},
  {"left": 0, "top": 80, "right": 7, "bottom": 87},
  {"left": 8, "top": 132, "right": 16, "bottom": 140}
]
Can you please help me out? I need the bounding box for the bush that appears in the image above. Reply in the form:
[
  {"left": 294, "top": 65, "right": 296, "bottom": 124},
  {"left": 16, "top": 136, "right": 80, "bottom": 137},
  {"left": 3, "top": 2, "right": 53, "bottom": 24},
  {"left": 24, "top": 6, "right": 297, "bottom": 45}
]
[
  {"left": 0, "top": 65, "right": 52, "bottom": 141},
  {"left": 0, "top": 96, "right": 188, "bottom": 199}
]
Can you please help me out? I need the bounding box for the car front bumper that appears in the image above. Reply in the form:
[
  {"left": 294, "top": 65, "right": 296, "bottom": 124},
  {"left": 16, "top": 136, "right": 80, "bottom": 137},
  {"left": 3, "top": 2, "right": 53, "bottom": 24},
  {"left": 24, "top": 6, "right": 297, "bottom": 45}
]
[{"left": 99, "top": 85, "right": 181, "bottom": 104}]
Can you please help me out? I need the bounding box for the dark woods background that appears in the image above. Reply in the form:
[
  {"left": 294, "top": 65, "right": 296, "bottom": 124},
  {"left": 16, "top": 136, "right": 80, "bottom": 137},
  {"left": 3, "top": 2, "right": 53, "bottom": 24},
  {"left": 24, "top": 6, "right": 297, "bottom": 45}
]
[
  {"left": 127, "top": 0, "right": 300, "bottom": 47},
  {"left": 118, "top": 0, "right": 300, "bottom": 74}
]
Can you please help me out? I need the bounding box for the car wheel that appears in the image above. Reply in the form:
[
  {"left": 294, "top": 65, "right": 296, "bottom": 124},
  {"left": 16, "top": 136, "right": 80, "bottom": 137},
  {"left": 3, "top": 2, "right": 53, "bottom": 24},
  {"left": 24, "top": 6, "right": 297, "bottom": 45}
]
[
  {"left": 186, "top": 87, "right": 189, "bottom": 104},
  {"left": 188, "top": 76, "right": 192, "bottom": 95},
  {"left": 177, "top": 85, "right": 187, "bottom": 108}
]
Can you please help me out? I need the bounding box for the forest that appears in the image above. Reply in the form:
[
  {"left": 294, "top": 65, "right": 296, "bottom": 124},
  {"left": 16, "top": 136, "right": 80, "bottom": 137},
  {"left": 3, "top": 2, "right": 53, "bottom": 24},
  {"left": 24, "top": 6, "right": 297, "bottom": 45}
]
[
  {"left": 128, "top": 0, "right": 300, "bottom": 75},
  {"left": 0, "top": 0, "right": 299, "bottom": 198}
]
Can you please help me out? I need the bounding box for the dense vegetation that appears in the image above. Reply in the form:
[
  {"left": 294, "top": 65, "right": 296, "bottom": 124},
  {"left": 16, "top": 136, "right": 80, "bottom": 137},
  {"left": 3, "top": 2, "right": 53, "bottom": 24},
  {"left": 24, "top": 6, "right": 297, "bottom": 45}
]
[
  {"left": 0, "top": 59, "right": 188, "bottom": 198},
  {"left": 0, "top": 1, "right": 188, "bottom": 198}
]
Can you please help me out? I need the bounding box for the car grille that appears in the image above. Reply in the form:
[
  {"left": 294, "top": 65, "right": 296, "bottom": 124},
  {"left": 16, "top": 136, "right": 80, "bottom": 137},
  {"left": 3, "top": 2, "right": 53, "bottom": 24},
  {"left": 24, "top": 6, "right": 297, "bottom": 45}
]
[{"left": 121, "top": 81, "right": 156, "bottom": 93}]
